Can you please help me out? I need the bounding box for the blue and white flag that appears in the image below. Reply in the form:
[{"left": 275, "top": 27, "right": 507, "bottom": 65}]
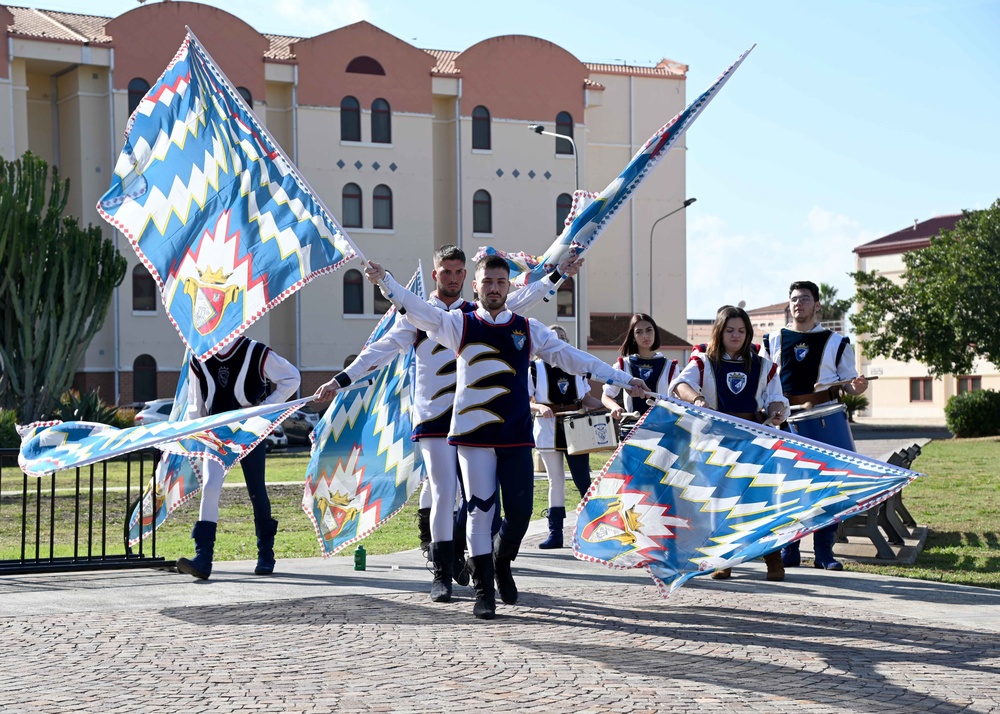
[
  {"left": 574, "top": 399, "right": 921, "bottom": 596},
  {"left": 97, "top": 29, "right": 359, "bottom": 361},
  {"left": 476, "top": 45, "right": 754, "bottom": 287},
  {"left": 302, "top": 267, "right": 426, "bottom": 556}
]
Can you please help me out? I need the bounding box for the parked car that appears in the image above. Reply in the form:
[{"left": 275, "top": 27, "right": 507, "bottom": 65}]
[
  {"left": 133, "top": 398, "right": 175, "bottom": 425},
  {"left": 283, "top": 409, "right": 321, "bottom": 445},
  {"left": 265, "top": 425, "right": 288, "bottom": 452}
]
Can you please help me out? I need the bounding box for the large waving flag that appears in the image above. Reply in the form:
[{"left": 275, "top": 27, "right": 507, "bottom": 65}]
[
  {"left": 303, "top": 268, "right": 426, "bottom": 556},
  {"left": 574, "top": 399, "right": 921, "bottom": 596},
  {"left": 97, "top": 29, "right": 360, "bottom": 361},
  {"left": 476, "top": 45, "right": 754, "bottom": 286},
  {"left": 19, "top": 396, "right": 310, "bottom": 478}
]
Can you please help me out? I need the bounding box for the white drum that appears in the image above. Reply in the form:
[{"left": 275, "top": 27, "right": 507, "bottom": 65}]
[{"left": 563, "top": 413, "right": 618, "bottom": 455}]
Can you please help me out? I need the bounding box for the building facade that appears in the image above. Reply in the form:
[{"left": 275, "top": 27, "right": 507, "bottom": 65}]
[
  {"left": 853, "top": 214, "right": 999, "bottom": 421},
  {"left": 0, "top": 2, "right": 689, "bottom": 404}
]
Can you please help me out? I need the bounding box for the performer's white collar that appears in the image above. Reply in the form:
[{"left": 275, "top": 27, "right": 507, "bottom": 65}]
[
  {"left": 428, "top": 292, "right": 468, "bottom": 311},
  {"left": 474, "top": 303, "right": 512, "bottom": 324},
  {"left": 785, "top": 322, "right": 825, "bottom": 333}
]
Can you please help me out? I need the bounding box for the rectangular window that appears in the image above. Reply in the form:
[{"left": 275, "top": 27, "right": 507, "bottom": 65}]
[
  {"left": 957, "top": 376, "right": 982, "bottom": 395},
  {"left": 909, "top": 377, "right": 933, "bottom": 402}
]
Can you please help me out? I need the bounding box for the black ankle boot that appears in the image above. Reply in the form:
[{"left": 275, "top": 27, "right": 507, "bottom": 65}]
[
  {"left": 176, "top": 520, "right": 217, "bottom": 580},
  {"left": 429, "top": 540, "right": 454, "bottom": 602},
  {"left": 254, "top": 518, "right": 278, "bottom": 575},
  {"left": 469, "top": 554, "right": 496, "bottom": 620},
  {"left": 493, "top": 534, "right": 521, "bottom": 605},
  {"left": 417, "top": 508, "right": 431, "bottom": 557},
  {"left": 538, "top": 507, "right": 565, "bottom": 549}
]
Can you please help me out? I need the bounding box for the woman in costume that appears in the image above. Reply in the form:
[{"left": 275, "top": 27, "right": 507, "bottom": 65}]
[
  {"left": 529, "top": 324, "right": 606, "bottom": 549},
  {"left": 669, "top": 304, "right": 789, "bottom": 581},
  {"left": 601, "top": 313, "right": 678, "bottom": 438}
]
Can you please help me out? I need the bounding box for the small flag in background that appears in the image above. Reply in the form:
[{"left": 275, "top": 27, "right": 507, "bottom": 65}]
[
  {"left": 574, "top": 399, "right": 921, "bottom": 596},
  {"left": 302, "top": 267, "right": 426, "bottom": 556},
  {"left": 97, "top": 30, "right": 360, "bottom": 361}
]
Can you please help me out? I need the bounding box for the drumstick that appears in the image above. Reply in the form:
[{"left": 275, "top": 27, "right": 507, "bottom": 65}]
[
  {"left": 789, "top": 401, "right": 813, "bottom": 412},
  {"left": 814, "top": 376, "right": 879, "bottom": 390}
]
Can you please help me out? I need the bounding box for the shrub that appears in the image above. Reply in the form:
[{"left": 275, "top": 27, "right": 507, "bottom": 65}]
[
  {"left": 0, "top": 409, "right": 19, "bottom": 448},
  {"left": 841, "top": 393, "right": 869, "bottom": 422},
  {"left": 49, "top": 389, "right": 120, "bottom": 425},
  {"left": 944, "top": 389, "right": 1000, "bottom": 438},
  {"left": 113, "top": 407, "right": 137, "bottom": 429}
]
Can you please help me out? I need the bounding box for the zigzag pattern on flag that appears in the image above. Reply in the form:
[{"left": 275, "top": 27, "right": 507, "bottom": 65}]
[
  {"left": 573, "top": 398, "right": 921, "bottom": 596},
  {"left": 302, "top": 268, "right": 427, "bottom": 556},
  {"left": 475, "top": 45, "right": 754, "bottom": 287},
  {"left": 97, "top": 29, "right": 360, "bottom": 361}
]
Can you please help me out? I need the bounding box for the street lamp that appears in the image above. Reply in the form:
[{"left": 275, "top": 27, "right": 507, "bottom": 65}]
[
  {"left": 528, "top": 123, "right": 583, "bottom": 347},
  {"left": 649, "top": 197, "right": 697, "bottom": 315}
]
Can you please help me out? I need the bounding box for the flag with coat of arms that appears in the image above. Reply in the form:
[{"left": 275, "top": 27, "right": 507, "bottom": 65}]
[
  {"left": 574, "top": 399, "right": 921, "bottom": 596},
  {"left": 97, "top": 29, "right": 360, "bottom": 362},
  {"left": 302, "top": 267, "right": 426, "bottom": 557}
]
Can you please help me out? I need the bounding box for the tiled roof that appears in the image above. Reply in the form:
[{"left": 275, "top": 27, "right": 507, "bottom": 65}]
[
  {"left": 746, "top": 301, "right": 788, "bottom": 315},
  {"left": 585, "top": 57, "right": 687, "bottom": 78},
  {"left": 7, "top": 5, "right": 110, "bottom": 42},
  {"left": 424, "top": 48, "right": 459, "bottom": 75},
  {"left": 264, "top": 33, "right": 298, "bottom": 61},
  {"left": 854, "top": 214, "right": 963, "bottom": 257},
  {"left": 588, "top": 313, "right": 690, "bottom": 349}
]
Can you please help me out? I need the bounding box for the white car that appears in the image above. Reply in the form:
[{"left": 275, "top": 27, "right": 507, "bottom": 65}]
[
  {"left": 265, "top": 425, "right": 288, "bottom": 452},
  {"left": 133, "top": 398, "right": 175, "bottom": 425}
]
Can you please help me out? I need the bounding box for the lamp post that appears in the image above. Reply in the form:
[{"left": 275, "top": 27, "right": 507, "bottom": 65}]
[
  {"left": 649, "top": 197, "right": 697, "bottom": 314},
  {"left": 528, "top": 123, "right": 582, "bottom": 347}
]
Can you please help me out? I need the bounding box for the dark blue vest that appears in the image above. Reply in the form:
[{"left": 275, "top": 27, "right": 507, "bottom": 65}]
[
  {"left": 411, "top": 301, "right": 476, "bottom": 440},
  {"left": 776, "top": 329, "right": 833, "bottom": 396},
  {"left": 191, "top": 337, "right": 269, "bottom": 415},
  {"left": 532, "top": 361, "right": 580, "bottom": 407},
  {"left": 625, "top": 355, "right": 668, "bottom": 416},
  {"left": 712, "top": 356, "right": 762, "bottom": 415}
]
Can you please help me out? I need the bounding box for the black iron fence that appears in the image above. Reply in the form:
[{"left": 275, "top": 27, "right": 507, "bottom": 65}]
[{"left": 0, "top": 447, "right": 174, "bottom": 574}]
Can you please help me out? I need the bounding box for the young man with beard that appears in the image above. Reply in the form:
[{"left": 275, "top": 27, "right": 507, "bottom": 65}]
[
  {"left": 362, "top": 255, "right": 644, "bottom": 620},
  {"left": 763, "top": 280, "right": 869, "bottom": 571},
  {"left": 315, "top": 246, "right": 582, "bottom": 604}
]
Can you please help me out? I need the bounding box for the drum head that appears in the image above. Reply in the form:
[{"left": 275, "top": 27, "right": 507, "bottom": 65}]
[{"left": 787, "top": 402, "right": 848, "bottom": 423}]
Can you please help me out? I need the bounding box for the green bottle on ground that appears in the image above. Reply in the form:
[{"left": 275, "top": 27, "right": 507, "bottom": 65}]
[{"left": 354, "top": 544, "right": 366, "bottom": 571}]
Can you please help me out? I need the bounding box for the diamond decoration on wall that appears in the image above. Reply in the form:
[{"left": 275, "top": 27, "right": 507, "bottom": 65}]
[
  {"left": 544, "top": 171, "right": 552, "bottom": 180},
  {"left": 354, "top": 160, "right": 363, "bottom": 169},
  {"left": 496, "top": 169, "right": 504, "bottom": 177},
  {"left": 512, "top": 169, "right": 520, "bottom": 178},
  {"left": 528, "top": 170, "right": 536, "bottom": 179},
  {"left": 389, "top": 163, "right": 398, "bottom": 172},
  {"left": 372, "top": 161, "right": 381, "bottom": 171},
  {"left": 336, "top": 159, "right": 345, "bottom": 169}
]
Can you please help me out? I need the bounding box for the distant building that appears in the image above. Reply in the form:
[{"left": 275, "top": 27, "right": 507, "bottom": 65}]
[
  {"left": 853, "top": 214, "right": 998, "bottom": 420},
  {"left": 0, "top": 3, "right": 689, "bottom": 404}
]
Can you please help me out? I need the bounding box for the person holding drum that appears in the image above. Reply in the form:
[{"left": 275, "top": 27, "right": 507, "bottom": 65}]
[
  {"left": 529, "top": 325, "right": 607, "bottom": 549},
  {"left": 763, "top": 280, "right": 869, "bottom": 571},
  {"left": 669, "top": 305, "right": 790, "bottom": 582},
  {"left": 601, "top": 313, "right": 678, "bottom": 439}
]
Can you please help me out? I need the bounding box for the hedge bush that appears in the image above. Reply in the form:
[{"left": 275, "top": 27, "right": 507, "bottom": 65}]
[
  {"left": 944, "top": 389, "right": 1000, "bottom": 438},
  {"left": 0, "top": 409, "right": 19, "bottom": 448}
]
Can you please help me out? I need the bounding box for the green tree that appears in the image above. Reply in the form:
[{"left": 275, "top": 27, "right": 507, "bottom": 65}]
[
  {"left": 818, "top": 282, "right": 852, "bottom": 325},
  {"left": 0, "top": 153, "right": 127, "bottom": 422},
  {"left": 850, "top": 201, "right": 1000, "bottom": 377}
]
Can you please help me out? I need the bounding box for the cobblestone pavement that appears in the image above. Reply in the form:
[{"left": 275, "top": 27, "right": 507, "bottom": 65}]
[{"left": 2, "top": 528, "right": 1000, "bottom": 714}]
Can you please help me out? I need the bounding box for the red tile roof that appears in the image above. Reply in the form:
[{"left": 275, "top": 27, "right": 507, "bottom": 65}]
[
  {"left": 585, "top": 57, "right": 687, "bottom": 78},
  {"left": 588, "top": 313, "right": 690, "bottom": 349},
  {"left": 424, "top": 48, "right": 459, "bottom": 75},
  {"left": 7, "top": 5, "right": 110, "bottom": 42},
  {"left": 264, "top": 33, "right": 298, "bottom": 61},
  {"left": 854, "top": 214, "right": 963, "bottom": 257}
]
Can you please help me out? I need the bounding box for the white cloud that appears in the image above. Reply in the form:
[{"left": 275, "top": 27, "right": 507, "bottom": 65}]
[{"left": 686, "top": 208, "right": 879, "bottom": 326}]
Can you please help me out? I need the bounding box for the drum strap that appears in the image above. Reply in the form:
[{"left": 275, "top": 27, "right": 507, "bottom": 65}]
[{"left": 788, "top": 387, "right": 840, "bottom": 406}]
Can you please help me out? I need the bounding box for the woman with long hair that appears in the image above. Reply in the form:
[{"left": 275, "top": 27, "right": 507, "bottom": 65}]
[
  {"left": 601, "top": 313, "right": 678, "bottom": 435},
  {"left": 669, "top": 305, "right": 789, "bottom": 581}
]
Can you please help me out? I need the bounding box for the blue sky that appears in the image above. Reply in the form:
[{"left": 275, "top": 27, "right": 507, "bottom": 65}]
[{"left": 27, "top": 0, "right": 1000, "bottom": 318}]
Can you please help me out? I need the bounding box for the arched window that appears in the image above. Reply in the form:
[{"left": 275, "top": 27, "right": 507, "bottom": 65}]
[
  {"left": 371, "top": 98, "right": 391, "bottom": 144},
  {"left": 342, "top": 183, "right": 363, "bottom": 228},
  {"left": 472, "top": 105, "right": 491, "bottom": 150},
  {"left": 473, "top": 190, "right": 492, "bottom": 234},
  {"left": 557, "top": 277, "right": 575, "bottom": 318},
  {"left": 373, "top": 184, "right": 393, "bottom": 229},
  {"left": 127, "top": 78, "right": 149, "bottom": 117},
  {"left": 343, "top": 354, "right": 358, "bottom": 369},
  {"left": 555, "top": 111, "right": 574, "bottom": 155},
  {"left": 236, "top": 86, "right": 253, "bottom": 107},
  {"left": 132, "top": 264, "right": 157, "bottom": 312},
  {"left": 345, "top": 56, "right": 386, "bottom": 75},
  {"left": 556, "top": 193, "right": 573, "bottom": 235},
  {"left": 344, "top": 269, "right": 363, "bottom": 314},
  {"left": 133, "top": 354, "right": 157, "bottom": 403},
  {"left": 341, "top": 96, "right": 361, "bottom": 142},
  {"left": 373, "top": 285, "right": 391, "bottom": 314}
]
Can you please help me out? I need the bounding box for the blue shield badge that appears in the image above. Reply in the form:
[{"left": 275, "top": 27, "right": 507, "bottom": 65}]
[
  {"left": 557, "top": 378, "right": 569, "bottom": 395},
  {"left": 512, "top": 329, "right": 527, "bottom": 351},
  {"left": 726, "top": 372, "right": 748, "bottom": 395},
  {"left": 794, "top": 343, "right": 809, "bottom": 362}
]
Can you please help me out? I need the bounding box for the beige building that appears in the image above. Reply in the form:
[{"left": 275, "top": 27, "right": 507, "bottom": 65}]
[
  {"left": 853, "top": 214, "right": 999, "bottom": 421},
  {"left": 0, "top": 2, "right": 689, "bottom": 404}
]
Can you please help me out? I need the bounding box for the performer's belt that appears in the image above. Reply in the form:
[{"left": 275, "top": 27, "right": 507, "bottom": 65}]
[
  {"left": 552, "top": 402, "right": 583, "bottom": 416},
  {"left": 788, "top": 387, "right": 840, "bottom": 406}
]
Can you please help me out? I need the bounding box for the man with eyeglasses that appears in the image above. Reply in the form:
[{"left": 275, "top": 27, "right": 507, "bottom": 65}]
[{"left": 763, "top": 280, "right": 869, "bottom": 571}]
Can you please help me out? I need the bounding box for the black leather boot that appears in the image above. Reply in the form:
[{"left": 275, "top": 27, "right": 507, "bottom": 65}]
[
  {"left": 538, "top": 507, "right": 565, "bottom": 549},
  {"left": 254, "top": 518, "right": 278, "bottom": 575},
  {"left": 469, "top": 553, "right": 496, "bottom": 620},
  {"left": 429, "top": 540, "right": 454, "bottom": 603},
  {"left": 493, "top": 534, "right": 521, "bottom": 605},
  {"left": 417, "top": 508, "right": 431, "bottom": 558},
  {"left": 176, "top": 520, "right": 217, "bottom": 580}
]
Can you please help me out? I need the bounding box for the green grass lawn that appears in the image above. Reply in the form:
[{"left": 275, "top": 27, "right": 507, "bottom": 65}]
[{"left": 6, "top": 441, "right": 1000, "bottom": 590}]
